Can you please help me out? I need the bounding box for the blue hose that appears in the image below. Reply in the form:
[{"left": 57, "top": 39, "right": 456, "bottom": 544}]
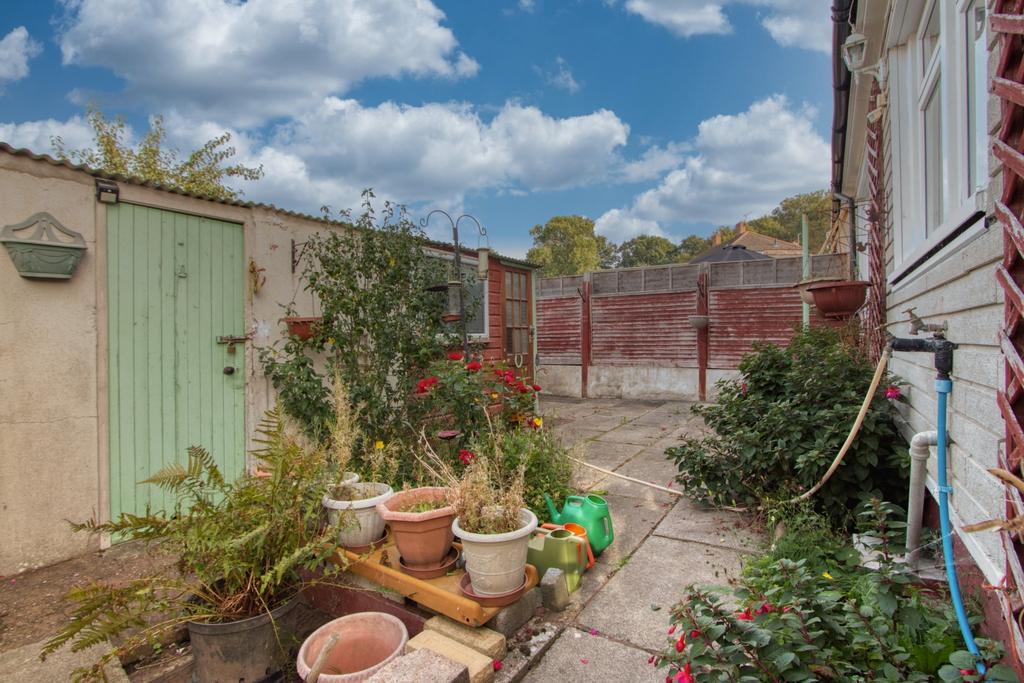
[{"left": 936, "top": 378, "right": 986, "bottom": 674}]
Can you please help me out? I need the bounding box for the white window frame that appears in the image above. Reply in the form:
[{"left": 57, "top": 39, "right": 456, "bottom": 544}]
[
  {"left": 887, "top": 0, "right": 989, "bottom": 285},
  {"left": 424, "top": 247, "right": 489, "bottom": 339}
]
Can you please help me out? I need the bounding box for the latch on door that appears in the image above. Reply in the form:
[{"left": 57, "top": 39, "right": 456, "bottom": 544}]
[{"left": 216, "top": 334, "right": 251, "bottom": 354}]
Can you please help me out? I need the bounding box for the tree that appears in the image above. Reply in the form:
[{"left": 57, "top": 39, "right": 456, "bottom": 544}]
[
  {"left": 52, "top": 108, "right": 263, "bottom": 201},
  {"left": 677, "top": 234, "right": 712, "bottom": 262},
  {"left": 596, "top": 235, "right": 619, "bottom": 270},
  {"left": 617, "top": 234, "right": 678, "bottom": 268},
  {"left": 526, "top": 215, "right": 608, "bottom": 277},
  {"left": 749, "top": 190, "right": 831, "bottom": 251}
]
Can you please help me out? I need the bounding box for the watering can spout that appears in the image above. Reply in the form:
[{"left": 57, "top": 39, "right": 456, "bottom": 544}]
[{"left": 543, "top": 494, "right": 562, "bottom": 523}]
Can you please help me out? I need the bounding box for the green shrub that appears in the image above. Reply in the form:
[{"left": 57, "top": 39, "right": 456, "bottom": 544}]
[
  {"left": 654, "top": 501, "right": 1016, "bottom": 682},
  {"left": 666, "top": 325, "right": 908, "bottom": 526}
]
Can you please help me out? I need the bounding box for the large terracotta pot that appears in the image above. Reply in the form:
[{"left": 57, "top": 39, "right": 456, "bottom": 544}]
[
  {"left": 376, "top": 487, "right": 455, "bottom": 569},
  {"left": 296, "top": 612, "right": 408, "bottom": 683},
  {"left": 806, "top": 280, "right": 871, "bottom": 319}
]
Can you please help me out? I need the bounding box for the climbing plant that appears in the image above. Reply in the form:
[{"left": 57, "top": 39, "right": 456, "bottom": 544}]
[{"left": 259, "top": 192, "right": 453, "bottom": 447}]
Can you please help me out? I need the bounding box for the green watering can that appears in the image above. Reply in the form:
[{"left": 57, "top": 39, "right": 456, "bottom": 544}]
[
  {"left": 543, "top": 494, "right": 614, "bottom": 556},
  {"left": 527, "top": 527, "right": 586, "bottom": 593}
]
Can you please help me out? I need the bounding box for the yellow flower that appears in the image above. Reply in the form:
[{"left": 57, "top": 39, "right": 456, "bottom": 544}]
[
  {"left": 532, "top": 417, "right": 543, "bottom": 428},
  {"left": 489, "top": 392, "right": 499, "bottom": 400},
  {"left": 374, "top": 440, "right": 385, "bottom": 450},
  {"left": 822, "top": 571, "right": 834, "bottom": 580}
]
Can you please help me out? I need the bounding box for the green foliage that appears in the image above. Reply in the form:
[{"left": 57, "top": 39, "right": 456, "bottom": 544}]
[
  {"left": 52, "top": 108, "right": 263, "bottom": 201},
  {"left": 479, "top": 425, "right": 574, "bottom": 522},
  {"left": 526, "top": 215, "right": 611, "bottom": 276},
  {"left": 655, "top": 501, "right": 1015, "bottom": 682},
  {"left": 616, "top": 234, "right": 679, "bottom": 268},
  {"left": 42, "top": 408, "right": 342, "bottom": 681},
  {"left": 750, "top": 189, "right": 832, "bottom": 252},
  {"left": 259, "top": 192, "right": 453, "bottom": 449},
  {"left": 665, "top": 325, "right": 908, "bottom": 526}
]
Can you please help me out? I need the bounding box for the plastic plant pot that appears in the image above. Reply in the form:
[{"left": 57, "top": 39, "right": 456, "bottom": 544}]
[
  {"left": 296, "top": 612, "right": 408, "bottom": 683},
  {"left": 806, "top": 280, "right": 871, "bottom": 319},
  {"left": 323, "top": 483, "right": 394, "bottom": 549},
  {"left": 453, "top": 508, "right": 538, "bottom": 596},
  {"left": 376, "top": 487, "right": 455, "bottom": 570},
  {"left": 282, "top": 316, "right": 322, "bottom": 340}
]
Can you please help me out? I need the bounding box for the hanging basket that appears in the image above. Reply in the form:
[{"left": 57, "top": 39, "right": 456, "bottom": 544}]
[
  {"left": 0, "top": 212, "right": 87, "bottom": 279},
  {"left": 806, "top": 280, "right": 871, "bottom": 319}
]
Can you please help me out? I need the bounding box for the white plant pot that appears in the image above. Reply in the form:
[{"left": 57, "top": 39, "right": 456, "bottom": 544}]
[
  {"left": 453, "top": 509, "right": 538, "bottom": 596},
  {"left": 323, "top": 483, "right": 393, "bottom": 548}
]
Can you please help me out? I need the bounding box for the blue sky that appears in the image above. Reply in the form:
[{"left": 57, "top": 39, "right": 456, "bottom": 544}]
[{"left": 0, "top": 1, "right": 832, "bottom": 257}]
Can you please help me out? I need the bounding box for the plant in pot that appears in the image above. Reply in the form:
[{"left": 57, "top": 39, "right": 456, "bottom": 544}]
[
  {"left": 320, "top": 376, "right": 395, "bottom": 552},
  {"left": 41, "top": 407, "right": 345, "bottom": 682},
  {"left": 419, "top": 419, "right": 537, "bottom": 597}
]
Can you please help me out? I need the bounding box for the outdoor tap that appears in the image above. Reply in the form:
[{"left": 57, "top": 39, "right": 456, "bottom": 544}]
[
  {"left": 903, "top": 307, "right": 948, "bottom": 337},
  {"left": 888, "top": 334, "right": 958, "bottom": 380}
]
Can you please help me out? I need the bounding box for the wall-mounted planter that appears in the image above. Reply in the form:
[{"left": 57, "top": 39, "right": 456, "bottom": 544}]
[
  {"left": 0, "top": 213, "right": 87, "bottom": 279},
  {"left": 806, "top": 280, "right": 871, "bottom": 319},
  {"left": 282, "top": 316, "right": 322, "bottom": 341},
  {"left": 687, "top": 315, "right": 709, "bottom": 330}
]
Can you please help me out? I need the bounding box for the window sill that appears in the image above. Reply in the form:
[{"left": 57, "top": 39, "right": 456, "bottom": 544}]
[{"left": 889, "top": 203, "right": 985, "bottom": 287}]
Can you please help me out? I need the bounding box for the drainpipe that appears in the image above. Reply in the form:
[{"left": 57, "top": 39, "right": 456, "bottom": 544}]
[{"left": 905, "top": 430, "right": 938, "bottom": 568}]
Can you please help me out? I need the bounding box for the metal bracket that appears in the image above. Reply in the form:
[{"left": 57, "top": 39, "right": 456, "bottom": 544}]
[
  {"left": 216, "top": 334, "right": 252, "bottom": 354},
  {"left": 291, "top": 239, "right": 311, "bottom": 273}
]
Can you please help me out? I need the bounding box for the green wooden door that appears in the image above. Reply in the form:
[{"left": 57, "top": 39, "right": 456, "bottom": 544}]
[{"left": 107, "top": 204, "right": 245, "bottom": 520}]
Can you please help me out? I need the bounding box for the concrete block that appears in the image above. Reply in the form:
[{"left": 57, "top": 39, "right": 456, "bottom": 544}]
[
  {"left": 540, "top": 568, "right": 570, "bottom": 611},
  {"left": 425, "top": 616, "right": 507, "bottom": 659},
  {"left": 487, "top": 587, "right": 541, "bottom": 639},
  {"left": 367, "top": 648, "right": 469, "bottom": 683},
  {"left": 406, "top": 630, "right": 494, "bottom": 683}
]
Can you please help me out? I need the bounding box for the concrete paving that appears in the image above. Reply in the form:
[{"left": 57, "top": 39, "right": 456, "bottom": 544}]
[
  {"left": 0, "top": 639, "right": 129, "bottom": 681},
  {"left": 523, "top": 397, "right": 765, "bottom": 682}
]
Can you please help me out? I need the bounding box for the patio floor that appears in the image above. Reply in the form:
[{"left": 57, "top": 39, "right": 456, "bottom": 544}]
[{"left": 519, "top": 397, "right": 763, "bottom": 682}]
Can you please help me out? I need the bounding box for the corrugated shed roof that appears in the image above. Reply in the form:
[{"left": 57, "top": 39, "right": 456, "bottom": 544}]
[{"left": 0, "top": 142, "right": 537, "bottom": 269}]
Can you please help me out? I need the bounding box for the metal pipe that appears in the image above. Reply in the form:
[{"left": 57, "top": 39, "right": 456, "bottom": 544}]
[
  {"left": 801, "top": 213, "right": 810, "bottom": 328},
  {"left": 906, "top": 430, "right": 937, "bottom": 568}
]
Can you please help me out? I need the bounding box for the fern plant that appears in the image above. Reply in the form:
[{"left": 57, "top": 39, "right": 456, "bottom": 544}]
[{"left": 42, "top": 407, "right": 344, "bottom": 681}]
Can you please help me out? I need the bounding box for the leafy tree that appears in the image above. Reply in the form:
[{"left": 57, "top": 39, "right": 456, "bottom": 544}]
[
  {"left": 749, "top": 190, "right": 831, "bottom": 251},
  {"left": 596, "top": 234, "right": 619, "bottom": 270},
  {"left": 617, "top": 234, "right": 678, "bottom": 268},
  {"left": 526, "top": 215, "right": 608, "bottom": 277},
  {"left": 52, "top": 108, "right": 263, "bottom": 201},
  {"left": 677, "top": 234, "right": 712, "bottom": 262}
]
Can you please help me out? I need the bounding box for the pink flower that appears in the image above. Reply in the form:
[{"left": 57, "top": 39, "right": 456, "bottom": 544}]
[
  {"left": 448, "top": 351, "right": 464, "bottom": 361},
  {"left": 492, "top": 660, "right": 503, "bottom": 672},
  {"left": 740, "top": 382, "right": 748, "bottom": 395},
  {"left": 459, "top": 449, "right": 475, "bottom": 465},
  {"left": 674, "top": 634, "right": 685, "bottom": 652},
  {"left": 885, "top": 384, "right": 902, "bottom": 400},
  {"left": 689, "top": 629, "right": 700, "bottom": 640},
  {"left": 734, "top": 608, "right": 753, "bottom": 622},
  {"left": 755, "top": 602, "right": 773, "bottom": 615},
  {"left": 466, "top": 360, "right": 482, "bottom": 372},
  {"left": 589, "top": 628, "right": 599, "bottom": 636},
  {"left": 667, "top": 625, "right": 676, "bottom": 635},
  {"left": 648, "top": 655, "right": 656, "bottom": 664},
  {"left": 675, "top": 663, "right": 694, "bottom": 683}
]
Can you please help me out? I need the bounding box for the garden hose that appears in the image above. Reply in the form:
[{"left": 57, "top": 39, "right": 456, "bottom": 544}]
[{"left": 786, "top": 344, "right": 892, "bottom": 504}]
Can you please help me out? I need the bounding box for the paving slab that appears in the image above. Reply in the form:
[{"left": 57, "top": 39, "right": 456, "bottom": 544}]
[
  {"left": 593, "top": 494, "right": 673, "bottom": 568},
  {"left": 553, "top": 427, "right": 605, "bottom": 448},
  {"left": 653, "top": 501, "right": 764, "bottom": 554},
  {"left": 588, "top": 450, "right": 679, "bottom": 505},
  {"left": 577, "top": 535, "right": 746, "bottom": 651},
  {"left": 0, "top": 640, "right": 129, "bottom": 682},
  {"left": 521, "top": 627, "right": 655, "bottom": 683},
  {"left": 628, "top": 407, "right": 694, "bottom": 427},
  {"left": 593, "top": 423, "right": 664, "bottom": 447}
]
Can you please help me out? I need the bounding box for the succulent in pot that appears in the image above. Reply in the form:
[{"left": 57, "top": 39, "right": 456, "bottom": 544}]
[
  {"left": 42, "top": 407, "right": 345, "bottom": 682},
  {"left": 376, "top": 487, "right": 456, "bottom": 573}
]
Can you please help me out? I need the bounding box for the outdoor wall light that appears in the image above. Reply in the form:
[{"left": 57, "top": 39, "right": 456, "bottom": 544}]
[
  {"left": 96, "top": 179, "right": 119, "bottom": 204},
  {"left": 841, "top": 32, "right": 868, "bottom": 73}
]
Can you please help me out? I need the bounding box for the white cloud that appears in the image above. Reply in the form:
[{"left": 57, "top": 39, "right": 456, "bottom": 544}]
[
  {"left": 595, "top": 95, "right": 828, "bottom": 241},
  {"left": 540, "top": 57, "right": 582, "bottom": 94},
  {"left": 0, "top": 27, "right": 42, "bottom": 90},
  {"left": 618, "top": 141, "right": 690, "bottom": 183},
  {"left": 57, "top": 0, "right": 480, "bottom": 127},
  {"left": 518, "top": 0, "right": 537, "bottom": 12},
  {"left": 621, "top": 0, "right": 830, "bottom": 53},
  {"left": 0, "top": 116, "right": 96, "bottom": 154}
]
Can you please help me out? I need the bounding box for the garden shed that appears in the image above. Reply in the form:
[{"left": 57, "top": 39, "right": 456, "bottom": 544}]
[{"left": 0, "top": 143, "right": 536, "bottom": 576}]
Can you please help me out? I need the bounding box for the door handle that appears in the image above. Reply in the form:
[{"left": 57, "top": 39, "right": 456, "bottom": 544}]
[{"left": 223, "top": 366, "right": 236, "bottom": 375}]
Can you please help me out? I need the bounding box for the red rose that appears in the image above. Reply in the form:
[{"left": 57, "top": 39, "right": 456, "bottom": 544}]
[
  {"left": 459, "top": 449, "right": 475, "bottom": 465},
  {"left": 448, "top": 351, "right": 463, "bottom": 361},
  {"left": 466, "top": 361, "right": 482, "bottom": 372},
  {"left": 531, "top": 384, "right": 541, "bottom": 391}
]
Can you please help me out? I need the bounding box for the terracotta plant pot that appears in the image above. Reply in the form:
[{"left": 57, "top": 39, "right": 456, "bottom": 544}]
[
  {"left": 323, "top": 483, "right": 394, "bottom": 549},
  {"left": 794, "top": 277, "right": 843, "bottom": 305},
  {"left": 377, "top": 487, "right": 455, "bottom": 570},
  {"left": 453, "top": 508, "right": 538, "bottom": 596},
  {"left": 282, "top": 316, "right": 322, "bottom": 341},
  {"left": 296, "top": 612, "right": 408, "bottom": 683},
  {"left": 806, "top": 280, "right": 871, "bottom": 319}
]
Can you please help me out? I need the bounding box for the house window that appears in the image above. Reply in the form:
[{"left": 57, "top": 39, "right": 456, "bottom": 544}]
[
  {"left": 919, "top": 0, "right": 944, "bottom": 236},
  {"left": 966, "top": 0, "right": 987, "bottom": 195}
]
